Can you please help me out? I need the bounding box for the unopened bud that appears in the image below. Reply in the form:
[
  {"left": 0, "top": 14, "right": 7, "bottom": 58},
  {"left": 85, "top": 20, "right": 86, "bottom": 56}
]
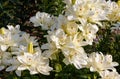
[
  {"left": 55, "top": 63, "right": 62, "bottom": 72},
  {"left": 72, "top": 0, "right": 76, "bottom": 5},
  {"left": 28, "top": 42, "right": 34, "bottom": 54},
  {"left": 0, "top": 28, "right": 5, "bottom": 35},
  {"left": 118, "top": 0, "right": 120, "bottom": 6}
]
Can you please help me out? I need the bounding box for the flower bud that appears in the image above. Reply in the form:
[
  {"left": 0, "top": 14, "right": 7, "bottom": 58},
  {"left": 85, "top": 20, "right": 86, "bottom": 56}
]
[
  {"left": 28, "top": 42, "right": 34, "bottom": 54},
  {"left": 0, "top": 28, "right": 5, "bottom": 35},
  {"left": 55, "top": 63, "right": 62, "bottom": 72}
]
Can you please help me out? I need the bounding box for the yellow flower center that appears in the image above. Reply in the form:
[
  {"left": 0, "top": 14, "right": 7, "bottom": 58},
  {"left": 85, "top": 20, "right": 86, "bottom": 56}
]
[
  {"left": 0, "top": 28, "right": 5, "bottom": 35},
  {"left": 28, "top": 42, "right": 34, "bottom": 54}
]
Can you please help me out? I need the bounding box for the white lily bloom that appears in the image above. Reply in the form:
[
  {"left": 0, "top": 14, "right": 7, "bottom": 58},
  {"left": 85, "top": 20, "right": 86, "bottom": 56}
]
[
  {"left": 41, "top": 27, "right": 89, "bottom": 68},
  {"left": 5, "top": 25, "right": 38, "bottom": 48},
  {"left": 17, "top": 42, "right": 52, "bottom": 75},
  {"left": 41, "top": 29, "right": 66, "bottom": 59},
  {"left": 99, "top": 70, "right": 120, "bottom": 79},
  {"left": 106, "top": 1, "right": 120, "bottom": 22},
  {"left": 30, "top": 11, "right": 56, "bottom": 30},
  {"left": 64, "top": 21, "right": 79, "bottom": 35},
  {"left": 0, "top": 26, "right": 23, "bottom": 51},
  {"left": 0, "top": 26, "right": 23, "bottom": 70},
  {"left": 87, "top": 52, "right": 119, "bottom": 73},
  {"left": 43, "top": 27, "right": 88, "bottom": 68},
  {"left": 64, "top": 0, "right": 108, "bottom": 23},
  {"left": 0, "top": 31, "right": 16, "bottom": 51},
  {"left": 57, "top": 15, "right": 79, "bottom": 35},
  {"left": 59, "top": 33, "right": 88, "bottom": 68},
  {"left": 49, "top": 29, "right": 67, "bottom": 48},
  {"left": 62, "top": 46, "right": 88, "bottom": 69},
  {"left": 0, "top": 25, "right": 42, "bottom": 76},
  {"left": 78, "top": 19, "right": 99, "bottom": 45},
  {"left": 17, "top": 51, "right": 53, "bottom": 75}
]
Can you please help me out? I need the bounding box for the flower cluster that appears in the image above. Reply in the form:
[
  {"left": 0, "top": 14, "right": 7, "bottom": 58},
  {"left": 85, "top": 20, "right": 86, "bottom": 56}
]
[
  {"left": 0, "top": 0, "right": 120, "bottom": 79},
  {"left": 0, "top": 25, "right": 52, "bottom": 76},
  {"left": 30, "top": 0, "right": 120, "bottom": 78}
]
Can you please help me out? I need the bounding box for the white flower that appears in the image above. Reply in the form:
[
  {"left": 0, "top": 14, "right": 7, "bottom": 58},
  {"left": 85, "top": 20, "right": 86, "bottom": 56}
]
[
  {"left": 57, "top": 15, "right": 79, "bottom": 35},
  {"left": 41, "top": 29, "right": 66, "bottom": 59},
  {"left": 99, "top": 70, "right": 120, "bottom": 79},
  {"left": 42, "top": 28, "right": 88, "bottom": 67},
  {"left": 56, "top": 33, "right": 88, "bottom": 68},
  {"left": 63, "top": 21, "right": 79, "bottom": 35},
  {"left": 30, "top": 11, "right": 56, "bottom": 30},
  {"left": 64, "top": 0, "right": 108, "bottom": 23},
  {"left": 0, "top": 31, "right": 16, "bottom": 51},
  {"left": 0, "top": 25, "right": 41, "bottom": 76},
  {"left": 0, "top": 26, "right": 23, "bottom": 51},
  {"left": 106, "top": 1, "right": 120, "bottom": 22},
  {"left": 87, "top": 52, "right": 119, "bottom": 73},
  {"left": 78, "top": 19, "right": 99, "bottom": 45},
  {"left": 57, "top": 33, "right": 88, "bottom": 68},
  {"left": 49, "top": 29, "right": 67, "bottom": 48},
  {"left": 17, "top": 51, "right": 53, "bottom": 75},
  {"left": 17, "top": 42, "right": 52, "bottom": 75},
  {"left": 62, "top": 46, "right": 88, "bottom": 69}
]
